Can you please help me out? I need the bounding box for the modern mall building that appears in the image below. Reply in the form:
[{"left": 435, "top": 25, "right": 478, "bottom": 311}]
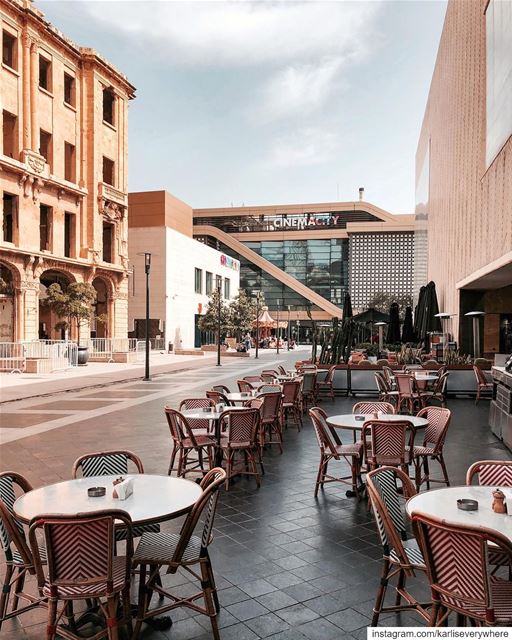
[
  {"left": 0, "top": 0, "right": 135, "bottom": 342},
  {"left": 128, "top": 191, "right": 240, "bottom": 350},
  {"left": 193, "top": 197, "right": 415, "bottom": 327},
  {"left": 416, "top": 0, "right": 512, "bottom": 357}
]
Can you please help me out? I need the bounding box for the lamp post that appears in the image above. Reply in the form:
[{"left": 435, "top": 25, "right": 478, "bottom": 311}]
[
  {"left": 296, "top": 312, "right": 300, "bottom": 345},
  {"left": 374, "top": 322, "right": 386, "bottom": 358},
  {"left": 143, "top": 252, "right": 151, "bottom": 381},
  {"left": 254, "top": 290, "right": 261, "bottom": 359},
  {"left": 434, "top": 312, "right": 454, "bottom": 362},
  {"left": 465, "top": 311, "right": 485, "bottom": 359},
  {"left": 276, "top": 299, "right": 280, "bottom": 355},
  {"left": 287, "top": 305, "right": 291, "bottom": 350},
  {"left": 216, "top": 275, "right": 222, "bottom": 367}
]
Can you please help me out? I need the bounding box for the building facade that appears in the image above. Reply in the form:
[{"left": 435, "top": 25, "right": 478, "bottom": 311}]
[
  {"left": 128, "top": 191, "right": 240, "bottom": 350},
  {"left": 193, "top": 199, "right": 415, "bottom": 325},
  {"left": 416, "top": 0, "right": 512, "bottom": 356},
  {"left": 0, "top": 0, "right": 135, "bottom": 342}
]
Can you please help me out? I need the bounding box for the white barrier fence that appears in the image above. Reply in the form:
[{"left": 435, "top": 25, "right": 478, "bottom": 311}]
[
  {"left": 0, "top": 340, "right": 78, "bottom": 373},
  {"left": 85, "top": 338, "right": 138, "bottom": 361}
]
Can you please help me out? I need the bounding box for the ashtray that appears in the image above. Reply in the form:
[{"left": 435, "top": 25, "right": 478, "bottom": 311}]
[
  {"left": 355, "top": 415, "right": 365, "bottom": 421},
  {"left": 457, "top": 499, "right": 478, "bottom": 511},
  {"left": 88, "top": 487, "right": 106, "bottom": 498}
]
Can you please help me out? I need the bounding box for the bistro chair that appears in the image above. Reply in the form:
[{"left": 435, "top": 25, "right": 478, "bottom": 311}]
[
  {"left": 131, "top": 468, "right": 226, "bottom": 640},
  {"left": 0, "top": 472, "right": 46, "bottom": 632},
  {"left": 362, "top": 419, "right": 415, "bottom": 474},
  {"left": 375, "top": 372, "right": 399, "bottom": 406},
  {"left": 259, "top": 391, "right": 283, "bottom": 454},
  {"left": 412, "top": 512, "right": 512, "bottom": 626},
  {"left": 72, "top": 450, "right": 160, "bottom": 542},
  {"left": 419, "top": 372, "right": 449, "bottom": 408},
  {"left": 353, "top": 401, "right": 395, "bottom": 416},
  {"left": 309, "top": 407, "right": 363, "bottom": 499},
  {"left": 395, "top": 373, "right": 422, "bottom": 414},
  {"left": 218, "top": 408, "right": 262, "bottom": 489},
  {"left": 316, "top": 365, "right": 336, "bottom": 402},
  {"left": 413, "top": 407, "right": 451, "bottom": 491},
  {"left": 466, "top": 460, "right": 512, "bottom": 574},
  {"left": 301, "top": 370, "right": 317, "bottom": 412},
  {"left": 206, "top": 390, "right": 233, "bottom": 407},
  {"left": 29, "top": 509, "right": 133, "bottom": 640},
  {"left": 262, "top": 369, "right": 279, "bottom": 377},
  {"left": 212, "top": 385, "right": 231, "bottom": 395},
  {"left": 243, "top": 376, "right": 262, "bottom": 383},
  {"left": 473, "top": 365, "right": 493, "bottom": 404},
  {"left": 278, "top": 365, "right": 288, "bottom": 375},
  {"left": 382, "top": 365, "right": 397, "bottom": 390},
  {"left": 258, "top": 383, "right": 282, "bottom": 394},
  {"left": 165, "top": 408, "right": 216, "bottom": 478},
  {"left": 366, "top": 467, "right": 430, "bottom": 626},
  {"left": 237, "top": 380, "right": 254, "bottom": 393},
  {"left": 281, "top": 380, "right": 302, "bottom": 431},
  {"left": 179, "top": 398, "right": 216, "bottom": 435}
]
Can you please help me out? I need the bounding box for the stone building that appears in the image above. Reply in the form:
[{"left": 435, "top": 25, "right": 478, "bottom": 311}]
[{"left": 0, "top": 0, "right": 135, "bottom": 342}]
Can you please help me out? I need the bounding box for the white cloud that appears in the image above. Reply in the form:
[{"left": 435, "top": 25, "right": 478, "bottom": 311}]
[
  {"left": 72, "top": 1, "right": 382, "bottom": 69},
  {"left": 269, "top": 127, "right": 338, "bottom": 168}
]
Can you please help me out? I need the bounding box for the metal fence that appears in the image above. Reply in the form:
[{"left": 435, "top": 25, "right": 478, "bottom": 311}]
[
  {"left": 0, "top": 343, "right": 26, "bottom": 373},
  {"left": 85, "top": 338, "right": 138, "bottom": 361}
]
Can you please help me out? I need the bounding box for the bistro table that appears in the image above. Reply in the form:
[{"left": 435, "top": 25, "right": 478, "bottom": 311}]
[
  {"left": 226, "top": 391, "right": 260, "bottom": 404},
  {"left": 327, "top": 413, "right": 429, "bottom": 433},
  {"left": 14, "top": 474, "right": 202, "bottom": 526},
  {"left": 406, "top": 485, "right": 512, "bottom": 544}
]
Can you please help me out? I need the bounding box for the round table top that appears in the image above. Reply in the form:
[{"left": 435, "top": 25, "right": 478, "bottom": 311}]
[
  {"left": 182, "top": 406, "right": 248, "bottom": 420},
  {"left": 14, "top": 474, "right": 202, "bottom": 526},
  {"left": 406, "top": 486, "right": 512, "bottom": 544},
  {"left": 327, "top": 413, "right": 429, "bottom": 431},
  {"left": 226, "top": 391, "right": 259, "bottom": 403}
]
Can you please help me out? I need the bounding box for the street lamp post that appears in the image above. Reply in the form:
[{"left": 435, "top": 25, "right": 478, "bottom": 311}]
[
  {"left": 276, "top": 299, "right": 280, "bottom": 355},
  {"left": 375, "top": 322, "right": 386, "bottom": 358},
  {"left": 216, "top": 275, "right": 222, "bottom": 367},
  {"left": 143, "top": 252, "right": 151, "bottom": 381},
  {"left": 254, "top": 290, "right": 261, "bottom": 360},
  {"left": 287, "top": 305, "right": 291, "bottom": 350}
]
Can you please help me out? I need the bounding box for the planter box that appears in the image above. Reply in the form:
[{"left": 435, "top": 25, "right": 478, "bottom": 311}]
[
  {"left": 175, "top": 349, "right": 204, "bottom": 356},
  {"left": 222, "top": 351, "right": 250, "bottom": 357},
  {"left": 349, "top": 366, "right": 379, "bottom": 396},
  {"left": 201, "top": 344, "right": 227, "bottom": 352}
]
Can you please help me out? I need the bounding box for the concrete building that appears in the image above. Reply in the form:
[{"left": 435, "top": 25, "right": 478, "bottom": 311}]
[
  {"left": 128, "top": 191, "right": 240, "bottom": 350},
  {"left": 416, "top": 0, "right": 512, "bottom": 356},
  {"left": 0, "top": 0, "right": 135, "bottom": 342},
  {"left": 193, "top": 198, "right": 415, "bottom": 331}
]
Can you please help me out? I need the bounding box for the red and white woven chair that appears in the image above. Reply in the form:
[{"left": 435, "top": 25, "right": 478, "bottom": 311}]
[
  {"left": 473, "top": 366, "right": 493, "bottom": 404},
  {"left": 179, "top": 398, "right": 216, "bottom": 435},
  {"left": 362, "top": 419, "right": 415, "bottom": 475},
  {"left": 165, "top": 408, "right": 216, "bottom": 478},
  {"left": 466, "top": 460, "right": 512, "bottom": 574},
  {"left": 413, "top": 407, "right": 451, "bottom": 491},
  {"left": 281, "top": 380, "right": 302, "bottom": 431},
  {"left": 412, "top": 512, "right": 512, "bottom": 626},
  {"left": 0, "top": 472, "right": 46, "bottom": 632},
  {"left": 237, "top": 380, "right": 254, "bottom": 393},
  {"left": 309, "top": 407, "right": 363, "bottom": 499},
  {"left": 352, "top": 401, "right": 395, "bottom": 416},
  {"left": 316, "top": 365, "right": 336, "bottom": 402},
  {"left": 366, "top": 467, "right": 430, "bottom": 626},
  {"left": 131, "top": 468, "right": 226, "bottom": 640},
  {"left": 29, "top": 509, "right": 133, "bottom": 640},
  {"left": 258, "top": 391, "right": 283, "bottom": 454},
  {"left": 395, "top": 373, "right": 422, "bottom": 414},
  {"left": 218, "top": 408, "right": 262, "bottom": 489}
]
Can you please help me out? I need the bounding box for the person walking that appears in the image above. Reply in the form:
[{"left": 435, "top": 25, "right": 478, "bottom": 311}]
[{"left": 244, "top": 332, "right": 252, "bottom": 352}]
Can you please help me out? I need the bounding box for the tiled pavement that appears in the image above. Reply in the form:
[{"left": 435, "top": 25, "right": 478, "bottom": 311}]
[{"left": 0, "top": 350, "right": 510, "bottom": 639}]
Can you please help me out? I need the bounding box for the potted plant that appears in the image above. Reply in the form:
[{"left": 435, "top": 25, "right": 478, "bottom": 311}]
[{"left": 43, "top": 282, "right": 97, "bottom": 365}]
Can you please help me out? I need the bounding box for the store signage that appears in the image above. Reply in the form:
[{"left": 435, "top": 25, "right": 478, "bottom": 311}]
[
  {"left": 272, "top": 214, "right": 340, "bottom": 230},
  {"left": 220, "top": 254, "right": 239, "bottom": 271}
]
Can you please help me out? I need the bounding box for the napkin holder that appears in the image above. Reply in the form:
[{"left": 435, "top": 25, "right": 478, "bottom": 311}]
[{"left": 113, "top": 477, "right": 134, "bottom": 500}]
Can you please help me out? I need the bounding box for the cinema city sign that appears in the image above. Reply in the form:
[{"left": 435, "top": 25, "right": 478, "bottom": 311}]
[
  {"left": 271, "top": 214, "right": 341, "bottom": 230},
  {"left": 220, "top": 254, "right": 239, "bottom": 271}
]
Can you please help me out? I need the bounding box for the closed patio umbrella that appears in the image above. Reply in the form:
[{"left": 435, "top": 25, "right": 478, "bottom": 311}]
[
  {"left": 342, "top": 292, "right": 353, "bottom": 319},
  {"left": 386, "top": 303, "right": 401, "bottom": 344},
  {"left": 402, "top": 306, "right": 415, "bottom": 343}
]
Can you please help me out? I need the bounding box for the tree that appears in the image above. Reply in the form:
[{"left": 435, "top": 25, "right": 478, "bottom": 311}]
[
  {"left": 228, "top": 289, "right": 257, "bottom": 340},
  {"left": 43, "top": 282, "right": 97, "bottom": 343},
  {"left": 367, "top": 292, "right": 413, "bottom": 318},
  {"left": 198, "top": 288, "right": 231, "bottom": 338}
]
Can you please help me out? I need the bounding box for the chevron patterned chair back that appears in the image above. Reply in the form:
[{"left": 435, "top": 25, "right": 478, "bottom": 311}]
[
  {"left": 412, "top": 407, "right": 452, "bottom": 491},
  {"left": 206, "top": 390, "right": 232, "bottom": 407},
  {"left": 179, "top": 398, "right": 215, "bottom": 432},
  {"left": 309, "top": 406, "right": 341, "bottom": 457},
  {"left": 0, "top": 472, "right": 45, "bottom": 631},
  {"left": 260, "top": 373, "right": 275, "bottom": 383},
  {"left": 219, "top": 410, "right": 262, "bottom": 489},
  {"left": 29, "top": 510, "right": 133, "bottom": 637},
  {"left": 72, "top": 449, "right": 144, "bottom": 479},
  {"left": 258, "top": 383, "right": 282, "bottom": 395},
  {"left": 243, "top": 376, "right": 262, "bottom": 383},
  {"left": 278, "top": 366, "right": 287, "bottom": 375},
  {"left": 466, "top": 460, "right": 512, "bottom": 487},
  {"left": 212, "top": 385, "right": 231, "bottom": 394},
  {"left": 366, "top": 466, "right": 429, "bottom": 625},
  {"left": 352, "top": 401, "right": 395, "bottom": 415},
  {"left": 362, "top": 419, "right": 415, "bottom": 472},
  {"left": 411, "top": 512, "right": 512, "bottom": 626}
]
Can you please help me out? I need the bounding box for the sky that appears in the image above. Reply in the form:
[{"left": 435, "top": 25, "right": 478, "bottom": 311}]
[{"left": 40, "top": 0, "right": 448, "bottom": 213}]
